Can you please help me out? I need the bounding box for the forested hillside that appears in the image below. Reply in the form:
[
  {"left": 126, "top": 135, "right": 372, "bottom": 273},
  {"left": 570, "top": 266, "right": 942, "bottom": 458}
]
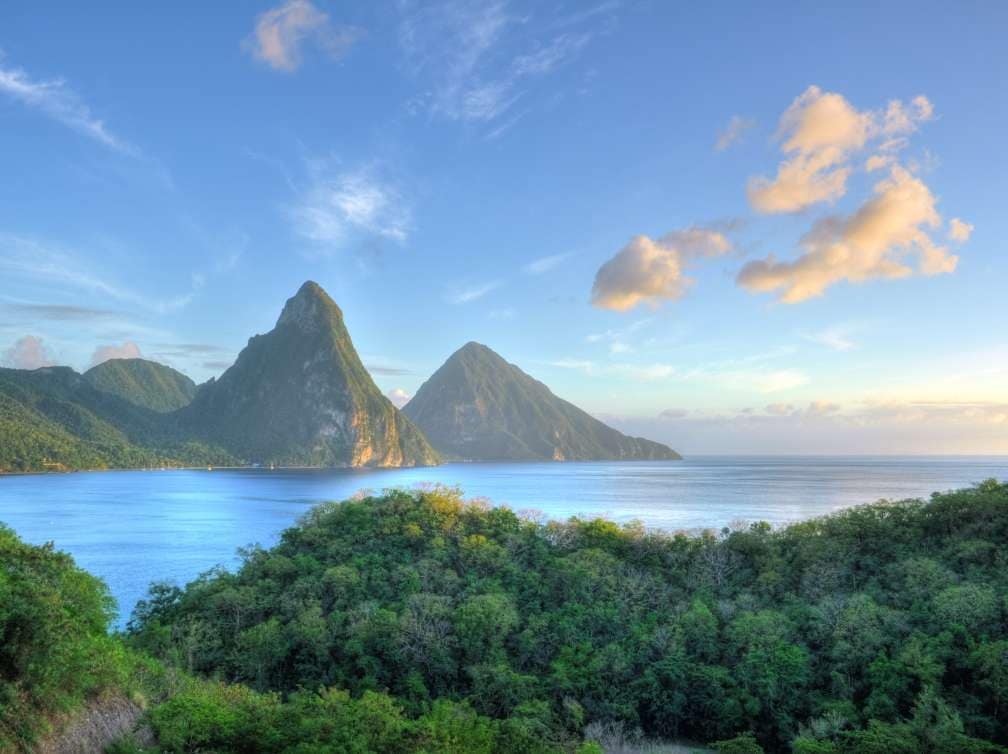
[
  {"left": 126, "top": 481, "right": 1008, "bottom": 752},
  {"left": 84, "top": 359, "right": 198, "bottom": 413},
  {"left": 0, "top": 366, "right": 234, "bottom": 472}
]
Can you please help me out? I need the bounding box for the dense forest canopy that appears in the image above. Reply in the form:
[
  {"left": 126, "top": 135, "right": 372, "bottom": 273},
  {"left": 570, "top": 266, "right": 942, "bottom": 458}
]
[{"left": 124, "top": 481, "right": 1008, "bottom": 753}]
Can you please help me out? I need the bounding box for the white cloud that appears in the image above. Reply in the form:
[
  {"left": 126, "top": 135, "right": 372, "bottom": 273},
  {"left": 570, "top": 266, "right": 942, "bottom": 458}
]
[
  {"left": 386, "top": 388, "right": 411, "bottom": 408},
  {"left": 738, "top": 167, "right": 956, "bottom": 303},
  {"left": 523, "top": 252, "right": 572, "bottom": 274},
  {"left": 447, "top": 281, "right": 501, "bottom": 304},
  {"left": 715, "top": 115, "right": 755, "bottom": 151},
  {"left": 90, "top": 341, "right": 141, "bottom": 368},
  {"left": 948, "top": 218, "right": 974, "bottom": 243},
  {"left": 290, "top": 163, "right": 410, "bottom": 248},
  {"left": 245, "top": 0, "right": 358, "bottom": 72},
  {"left": 2, "top": 335, "right": 55, "bottom": 370},
  {"left": 591, "top": 227, "right": 732, "bottom": 311},
  {"left": 0, "top": 61, "right": 135, "bottom": 154}
]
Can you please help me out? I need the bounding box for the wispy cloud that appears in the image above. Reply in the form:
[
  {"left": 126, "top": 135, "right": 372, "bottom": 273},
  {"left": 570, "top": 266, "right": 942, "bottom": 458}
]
[
  {"left": 0, "top": 235, "right": 195, "bottom": 314},
  {"left": 365, "top": 363, "right": 413, "bottom": 376},
  {"left": 245, "top": 0, "right": 359, "bottom": 72},
  {"left": 547, "top": 358, "right": 674, "bottom": 381},
  {"left": 802, "top": 325, "right": 857, "bottom": 352},
  {"left": 714, "top": 115, "right": 754, "bottom": 151},
  {"left": 523, "top": 252, "right": 572, "bottom": 274},
  {"left": 447, "top": 280, "right": 501, "bottom": 304},
  {"left": 512, "top": 33, "right": 592, "bottom": 76},
  {"left": 0, "top": 60, "right": 135, "bottom": 154},
  {"left": 1, "top": 301, "right": 119, "bottom": 322},
  {"left": 399, "top": 1, "right": 606, "bottom": 128},
  {"left": 290, "top": 161, "right": 410, "bottom": 250}
]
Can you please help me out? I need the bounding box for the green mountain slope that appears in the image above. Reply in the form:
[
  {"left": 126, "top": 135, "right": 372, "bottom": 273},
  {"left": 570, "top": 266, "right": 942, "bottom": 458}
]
[
  {"left": 403, "top": 341, "right": 680, "bottom": 461},
  {"left": 180, "top": 281, "right": 439, "bottom": 468},
  {"left": 84, "top": 357, "right": 197, "bottom": 412},
  {"left": 0, "top": 367, "right": 232, "bottom": 472}
]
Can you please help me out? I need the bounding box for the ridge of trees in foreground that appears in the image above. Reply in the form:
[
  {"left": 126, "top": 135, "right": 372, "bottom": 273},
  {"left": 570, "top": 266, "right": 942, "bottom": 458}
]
[{"left": 3, "top": 482, "right": 1008, "bottom": 753}]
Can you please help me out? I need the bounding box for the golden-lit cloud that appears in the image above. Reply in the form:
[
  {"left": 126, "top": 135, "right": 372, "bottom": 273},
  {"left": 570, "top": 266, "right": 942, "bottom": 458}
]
[
  {"left": 738, "top": 166, "right": 956, "bottom": 303},
  {"left": 865, "top": 154, "right": 894, "bottom": 173},
  {"left": 948, "top": 218, "right": 974, "bottom": 243},
  {"left": 245, "top": 0, "right": 358, "bottom": 72},
  {"left": 748, "top": 86, "right": 933, "bottom": 214},
  {"left": 747, "top": 86, "right": 870, "bottom": 213},
  {"left": 591, "top": 228, "right": 732, "bottom": 311}
]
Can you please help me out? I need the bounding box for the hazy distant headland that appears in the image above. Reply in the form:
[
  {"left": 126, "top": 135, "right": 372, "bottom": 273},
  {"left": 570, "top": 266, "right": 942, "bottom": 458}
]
[{"left": 0, "top": 281, "right": 678, "bottom": 474}]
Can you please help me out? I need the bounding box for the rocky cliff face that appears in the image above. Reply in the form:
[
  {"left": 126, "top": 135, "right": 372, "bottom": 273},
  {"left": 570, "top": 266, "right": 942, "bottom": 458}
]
[
  {"left": 182, "top": 281, "right": 439, "bottom": 467},
  {"left": 403, "top": 342, "right": 680, "bottom": 461}
]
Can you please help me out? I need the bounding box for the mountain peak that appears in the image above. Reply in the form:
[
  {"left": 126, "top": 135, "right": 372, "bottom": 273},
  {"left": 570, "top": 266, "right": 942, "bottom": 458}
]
[
  {"left": 183, "top": 281, "right": 439, "bottom": 468},
  {"left": 454, "top": 341, "right": 497, "bottom": 360},
  {"left": 404, "top": 343, "right": 680, "bottom": 461},
  {"left": 277, "top": 281, "right": 343, "bottom": 332}
]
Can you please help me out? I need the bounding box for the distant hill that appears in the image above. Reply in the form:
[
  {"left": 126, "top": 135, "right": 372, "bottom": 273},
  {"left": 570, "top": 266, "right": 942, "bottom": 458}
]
[
  {"left": 403, "top": 341, "right": 680, "bottom": 461},
  {"left": 179, "top": 281, "right": 439, "bottom": 468},
  {"left": 84, "top": 358, "right": 197, "bottom": 413}
]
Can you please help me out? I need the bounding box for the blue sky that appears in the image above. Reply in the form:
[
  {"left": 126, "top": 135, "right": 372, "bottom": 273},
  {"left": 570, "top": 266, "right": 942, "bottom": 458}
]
[{"left": 2, "top": 1, "right": 1006, "bottom": 453}]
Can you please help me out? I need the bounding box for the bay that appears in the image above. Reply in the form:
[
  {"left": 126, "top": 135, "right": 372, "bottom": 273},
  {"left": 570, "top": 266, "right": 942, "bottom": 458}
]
[{"left": 1, "top": 455, "right": 1006, "bottom": 627}]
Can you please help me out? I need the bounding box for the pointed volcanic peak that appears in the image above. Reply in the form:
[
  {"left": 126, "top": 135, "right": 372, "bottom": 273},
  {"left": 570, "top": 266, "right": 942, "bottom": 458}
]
[
  {"left": 403, "top": 341, "right": 680, "bottom": 461},
  {"left": 84, "top": 358, "right": 197, "bottom": 413},
  {"left": 182, "top": 281, "right": 439, "bottom": 468}
]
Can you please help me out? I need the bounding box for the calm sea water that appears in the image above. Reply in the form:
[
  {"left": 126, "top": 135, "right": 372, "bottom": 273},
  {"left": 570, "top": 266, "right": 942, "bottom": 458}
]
[{"left": 2, "top": 456, "right": 1006, "bottom": 627}]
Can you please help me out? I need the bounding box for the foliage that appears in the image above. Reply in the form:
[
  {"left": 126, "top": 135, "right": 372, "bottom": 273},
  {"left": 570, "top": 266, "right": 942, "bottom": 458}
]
[
  {"left": 128, "top": 481, "right": 1008, "bottom": 751},
  {"left": 0, "top": 366, "right": 234, "bottom": 472},
  {"left": 84, "top": 358, "right": 197, "bottom": 413},
  {"left": 0, "top": 523, "right": 131, "bottom": 750}
]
